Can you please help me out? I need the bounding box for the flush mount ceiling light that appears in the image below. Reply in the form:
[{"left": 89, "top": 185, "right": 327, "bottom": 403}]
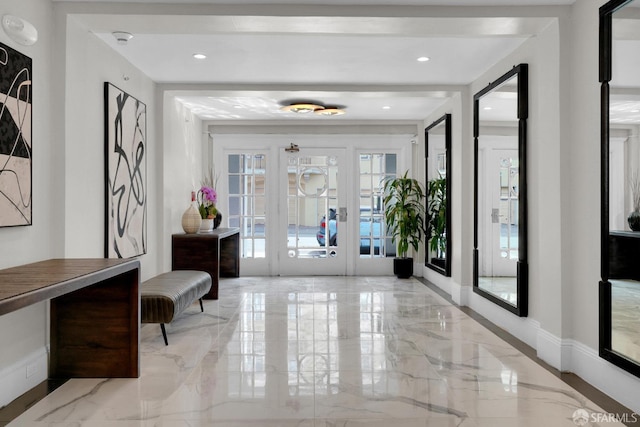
[
  {"left": 112, "top": 31, "right": 133, "bottom": 45},
  {"left": 280, "top": 100, "right": 346, "bottom": 116},
  {"left": 193, "top": 53, "right": 207, "bottom": 59},
  {"left": 280, "top": 103, "right": 324, "bottom": 114},
  {"left": 314, "top": 107, "right": 345, "bottom": 116},
  {"left": 417, "top": 56, "right": 430, "bottom": 62}
]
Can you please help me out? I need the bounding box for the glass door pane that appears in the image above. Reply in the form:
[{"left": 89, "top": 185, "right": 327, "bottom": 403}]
[
  {"left": 478, "top": 147, "right": 518, "bottom": 305},
  {"left": 228, "top": 154, "right": 267, "bottom": 259},
  {"left": 358, "top": 153, "right": 396, "bottom": 258},
  {"left": 499, "top": 154, "right": 519, "bottom": 262},
  {"left": 280, "top": 148, "right": 346, "bottom": 275}
]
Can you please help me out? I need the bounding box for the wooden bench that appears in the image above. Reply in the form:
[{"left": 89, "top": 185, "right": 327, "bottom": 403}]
[{"left": 140, "top": 270, "right": 212, "bottom": 345}]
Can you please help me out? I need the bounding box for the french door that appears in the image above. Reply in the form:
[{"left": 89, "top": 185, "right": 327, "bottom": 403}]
[
  {"left": 481, "top": 148, "right": 518, "bottom": 277},
  {"left": 278, "top": 148, "right": 348, "bottom": 275},
  {"left": 218, "top": 134, "right": 407, "bottom": 276}
]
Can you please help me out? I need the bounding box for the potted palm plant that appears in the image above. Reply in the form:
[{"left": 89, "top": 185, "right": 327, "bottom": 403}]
[
  {"left": 383, "top": 171, "right": 427, "bottom": 278},
  {"left": 426, "top": 175, "right": 447, "bottom": 268},
  {"left": 629, "top": 171, "right": 640, "bottom": 231}
]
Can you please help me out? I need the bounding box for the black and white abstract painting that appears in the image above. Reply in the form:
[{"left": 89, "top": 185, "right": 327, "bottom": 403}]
[
  {"left": 104, "top": 82, "right": 147, "bottom": 258},
  {"left": 0, "top": 42, "right": 32, "bottom": 227}
]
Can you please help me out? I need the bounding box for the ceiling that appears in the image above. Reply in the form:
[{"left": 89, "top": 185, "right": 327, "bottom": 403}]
[
  {"left": 58, "top": 0, "right": 575, "bottom": 4},
  {"left": 69, "top": 1, "right": 574, "bottom": 122}
]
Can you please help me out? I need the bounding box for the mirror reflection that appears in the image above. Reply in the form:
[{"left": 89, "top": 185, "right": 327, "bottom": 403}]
[
  {"left": 425, "top": 114, "right": 451, "bottom": 276},
  {"left": 607, "top": 1, "right": 640, "bottom": 365},
  {"left": 474, "top": 64, "right": 528, "bottom": 316}
]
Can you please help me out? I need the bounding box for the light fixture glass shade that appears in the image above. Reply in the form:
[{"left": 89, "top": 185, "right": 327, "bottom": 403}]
[
  {"left": 2, "top": 15, "right": 38, "bottom": 46},
  {"left": 280, "top": 103, "right": 324, "bottom": 114},
  {"left": 315, "top": 108, "right": 345, "bottom": 116}
]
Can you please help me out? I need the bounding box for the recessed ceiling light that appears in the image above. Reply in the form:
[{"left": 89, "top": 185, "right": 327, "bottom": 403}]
[
  {"left": 193, "top": 53, "right": 207, "bottom": 59},
  {"left": 233, "top": 105, "right": 243, "bottom": 109},
  {"left": 483, "top": 106, "right": 493, "bottom": 110},
  {"left": 417, "top": 56, "right": 430, "bottom": 62},
  {"left": 382, "top": 106, "right": 391, "bottom": 110}
]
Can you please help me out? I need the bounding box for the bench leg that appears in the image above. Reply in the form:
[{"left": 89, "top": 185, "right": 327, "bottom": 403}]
[
  {"left": 199, "top": 298, "right": 204, "bottom": 312},
  {"left": 160, "top": 324, "right": 168, "bottom": 346}
]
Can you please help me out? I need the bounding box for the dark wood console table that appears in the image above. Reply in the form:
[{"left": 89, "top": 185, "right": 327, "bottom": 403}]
[
  {"left": 609, "top": 230, "right": 640, "bottom": 280},
  {"left": 0, "top": 258, "right": 140, "bottom": 379},
  {"left": 172, "top": 228, "right": 240, "bottom": 300}
]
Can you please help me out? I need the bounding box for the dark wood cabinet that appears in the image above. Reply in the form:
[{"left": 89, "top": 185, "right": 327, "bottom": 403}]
[{"left": 172, "top": 228, "right": 240, "bottom": 299}]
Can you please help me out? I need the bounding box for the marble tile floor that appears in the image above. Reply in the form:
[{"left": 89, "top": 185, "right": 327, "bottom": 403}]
[
  {"left": 477, "top": 276, "right": 517, "bottom": 306},
  {"left": 3, "top": 276, "right": 637, "bottom": 426},
  {"left": 611, "top": 280, "right": 640, "bottom": 364}
]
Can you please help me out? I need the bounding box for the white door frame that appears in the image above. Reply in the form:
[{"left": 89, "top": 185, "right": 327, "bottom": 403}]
[
  {"left": 278, "top": 147, "right": 350, "bottom": 276},
  {"left": 478, "top": 139, "right": 518, "bottom": 278},
  {"left": 353, "top": 143, "right": 407, "bottom": 276},
  {"left": 214, "top": 133, "right": 413, "bottom": 276}
]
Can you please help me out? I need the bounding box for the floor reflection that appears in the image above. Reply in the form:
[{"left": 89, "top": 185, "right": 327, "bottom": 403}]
[
  {"left": 478, "top": 276, "right": 517, "bottom": 305},
  {"left": 611, "top": 279, "right": 640, "bottom": 363},
  {"left": 8, "top": 276, "right": 625, "bottom": 426}
]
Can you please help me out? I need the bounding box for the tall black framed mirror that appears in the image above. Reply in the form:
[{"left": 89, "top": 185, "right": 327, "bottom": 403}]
[
  {"left": 425, "top": 114, "right": 452, "bottom": 276},
  {"left": 600, "top": 0, "right": 640, "bottom": 377},
  {"left": 473, "top": 64, "right": 528, "bottom": 316}
]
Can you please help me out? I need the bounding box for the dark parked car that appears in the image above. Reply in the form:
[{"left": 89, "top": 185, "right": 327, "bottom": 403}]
[
  {"left": 316, "top": 208, "right": 337, "bottom": 247},
  {"left": 316, "top": 208, "right": 383, "bottom": 254}
]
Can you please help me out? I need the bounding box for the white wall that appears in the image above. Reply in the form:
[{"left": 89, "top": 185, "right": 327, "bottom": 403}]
[
  {"left": 564, "top": 0, "right": 601, "bottom": 354},
  {"left": 1, "top": 0, "right": 639, "bottom": 416},
  {"left": 561, "top": 0, "right": 640, "bottom": 414},
  {"left": 62, "top": 15, "right": 159, "bottom": 279},
  {"left": 422, "top": 94, "right": 465, "bottom": 297},
  {"left": 466, "top": 22, "right": 563, "bottom": 349},
  {"left": 161, "top": 92, "right": 205, "bottom": 271},
  {"left": 532, "top": 15, "right": 564, "bottom": 362},
  {"left": 422, "top": 18, "right": 566, "bottom": 351},
  {"left": 456, "top": 1, "right": 640, "bottom": 413},
  {"left": 0, "top": 0, "right": 163, "bottom": 407},
  {"left": 0, "top": 0, "right": 55, "bottom": 408},
  {"left": 422, "top": 90, "right": 474, "bottom": 306}
]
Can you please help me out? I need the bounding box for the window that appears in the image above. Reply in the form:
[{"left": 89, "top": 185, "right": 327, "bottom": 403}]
[
  {"left": 358, "top": 153, "right": 397, "bottom": 258},
  {"left": 228, "top": 154, "right": 266, "bottom": 258}
]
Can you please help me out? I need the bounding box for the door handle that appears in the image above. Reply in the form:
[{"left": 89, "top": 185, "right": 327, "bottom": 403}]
[
  {"left": 338, "top": 207, "right": 347, "bottom": 222},
  {"left": 491, "top": 208, "right": 499, "bottom": 223}
]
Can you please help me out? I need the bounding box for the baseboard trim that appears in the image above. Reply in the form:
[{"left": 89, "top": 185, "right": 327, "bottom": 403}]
[
  {"left": 422, "top": 266, "right": 451, "bottom": 294},
  {"left": 419, "top": 275, "right": 640, "bottom": 416},
  {"left": 528, "top": 324, "right": 640, "bottom": 415},
  {"left": 565, "top": 338, "right": 640, "bottom": 414},
  {"left": 0, "top": 347, "right": 48, "bottom": 408},
  {"left": 468, "top": 290, "right": 538, "bottom": 348},
  {"left": 536, "top": 326, "right": 563, "bottom": 370},
  {"left": 470, "top": 297, "right": 640, "bottom": 414}
]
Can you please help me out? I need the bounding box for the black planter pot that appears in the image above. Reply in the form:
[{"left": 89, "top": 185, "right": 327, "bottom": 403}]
[
  {"left": 629, "top": 211, "right": 640, "bottom": 231},
  {"left": 393, "top": 257, "right": 413, "bottom": 279},
  {"left": 430, "top": 257, "right": 446, "bottom": 269}
]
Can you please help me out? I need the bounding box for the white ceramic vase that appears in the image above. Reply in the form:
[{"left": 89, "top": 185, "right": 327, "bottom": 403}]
[
  {"left": 199, "top": 218, "right": 214, "bottom": 233},
  {"left": 181, "top": 193, "right": 202, "bottom": 234}
]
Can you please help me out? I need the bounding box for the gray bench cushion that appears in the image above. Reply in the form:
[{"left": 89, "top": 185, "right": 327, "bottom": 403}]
[{"left": 141, "top": 270, "right": 211, "bottom": 324}]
